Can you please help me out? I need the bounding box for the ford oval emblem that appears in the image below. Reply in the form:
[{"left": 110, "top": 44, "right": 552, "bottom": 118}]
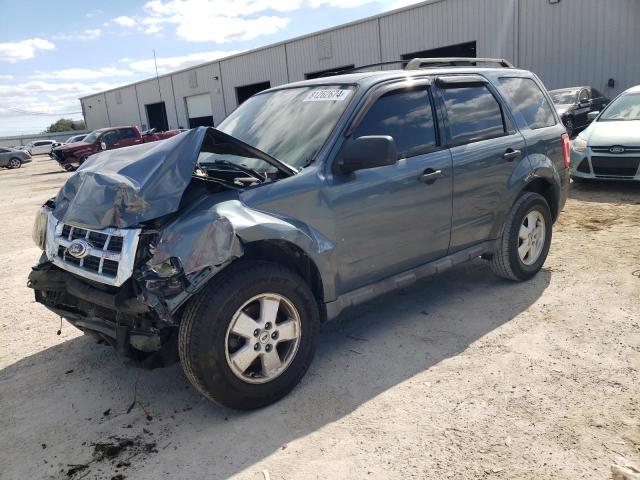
[
  {"left": 67, "top": 239, "right": 90, "bottom": 258},
  {"left": 609, "top": 146, "right": 625, "bottom": 154}
]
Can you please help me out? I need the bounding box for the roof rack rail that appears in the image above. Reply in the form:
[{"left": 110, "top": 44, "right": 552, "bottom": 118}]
[
  {"left": 317, "top": 60, "right": 409, "bottom": 78},
  {"left": 404, "top": 57, "right": 514, "bottom": 70}
]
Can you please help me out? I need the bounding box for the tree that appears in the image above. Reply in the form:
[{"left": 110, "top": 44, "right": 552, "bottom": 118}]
[{"left": 45, "top": 118, "right": 86, "bottom": 133}]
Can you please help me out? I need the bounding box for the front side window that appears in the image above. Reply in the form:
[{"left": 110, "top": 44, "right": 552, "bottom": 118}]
[
  {"left": 102, "top": 131, "right": 119, "bottom": 144},
  {"left": 352, "top": 87, "right": 437, "bottom": 158},
  {"left": 216, "top": 85, "right": 354, "bottom": 170},
  {"left": 442, "top": 85, "right": 506, "bottom": 145},
  {"left": 598, "top": 93, "right": 640, "bottom": 121},
  {"left": 498, "top": 77, "right": 556, "bottom": 129}
]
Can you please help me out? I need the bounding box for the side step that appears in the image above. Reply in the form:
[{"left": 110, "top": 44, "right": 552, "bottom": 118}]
[{"left": 324, "top": 241, "right": 493, "bottom": 320}]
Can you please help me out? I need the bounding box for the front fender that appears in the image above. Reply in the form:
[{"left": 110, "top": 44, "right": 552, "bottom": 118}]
[{"left": 149, "top": 198, "right": 337, "bottom": 301}]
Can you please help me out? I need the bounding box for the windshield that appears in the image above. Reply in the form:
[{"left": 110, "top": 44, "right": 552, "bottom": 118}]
[
  {"left": 82, "top": 130, "right": 100, "bottom": 143},
  {"left": 598, "top": 93, "right": 640, "bottom": 121},
  {"left": 550, "top": 90, "right": 578, "bottom": 104},
  {"left": 212, "top": 85, "right": 355, "bottom": 170}
]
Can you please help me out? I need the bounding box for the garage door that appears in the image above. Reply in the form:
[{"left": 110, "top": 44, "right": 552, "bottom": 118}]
[{"left": 186, "top": 94, "right": 214, "bottom": 128}]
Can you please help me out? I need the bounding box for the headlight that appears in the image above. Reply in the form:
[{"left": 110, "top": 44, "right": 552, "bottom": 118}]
[
  {"left": 32, "top": 207, "right": 49, "bottom": 250},
  {"left": 571, "top": 135, "right": 588, "bottom": 154}
]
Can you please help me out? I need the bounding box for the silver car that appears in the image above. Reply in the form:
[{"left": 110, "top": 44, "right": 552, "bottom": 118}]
[
  {"left": 0, "top": 147, "right": 32, "bottom": 169},
  {"left": 570, "top": 85, "right": 640, "bottom": 181}
]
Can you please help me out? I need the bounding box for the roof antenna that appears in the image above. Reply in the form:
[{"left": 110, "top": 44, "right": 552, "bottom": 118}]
[{"left": 153, "top": 49, "right": 168, "bottom": 130}]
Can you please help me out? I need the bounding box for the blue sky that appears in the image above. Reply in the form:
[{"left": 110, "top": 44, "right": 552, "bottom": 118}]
[{"left": 0, "top": 0, "right": 416, "bottom": 136}]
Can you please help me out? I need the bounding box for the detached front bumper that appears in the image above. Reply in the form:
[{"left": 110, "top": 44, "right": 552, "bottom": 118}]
[{"left": 27, "top": 262, "right": 177, "bottom": 366}]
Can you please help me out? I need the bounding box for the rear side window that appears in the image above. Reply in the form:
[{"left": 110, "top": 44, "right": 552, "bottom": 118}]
[
  {"left": 498, "top": 77, "right": 556, "bottom": 129},
  {"left": 119, "top": 128, "right": 138, "bottom": 139},
  {"left": 442, "top": 85, "right": 506, "bottom": 145},
  {"left": 353, "top": 87, "right": 437, "bottom": 158}
]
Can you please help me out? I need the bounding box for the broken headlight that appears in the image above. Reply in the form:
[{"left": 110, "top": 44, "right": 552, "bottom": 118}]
[{"left": 32, "top": 207, "right": 49, "bottom": 250}]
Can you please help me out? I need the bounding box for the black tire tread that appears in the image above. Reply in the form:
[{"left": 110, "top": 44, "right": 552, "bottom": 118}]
[
  {"left": 490, "top": 192, "right": 546, "bottom": 281},
  {"left": 178, "top": 260, "right": 318, "bottom": 409}
]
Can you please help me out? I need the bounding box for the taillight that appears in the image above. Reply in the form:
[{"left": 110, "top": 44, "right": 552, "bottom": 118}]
[{"left": 561, "top": 133, "right": 570, "bottom": 168}]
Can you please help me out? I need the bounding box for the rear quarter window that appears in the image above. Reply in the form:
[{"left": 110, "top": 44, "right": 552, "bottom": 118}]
[
  {"left": 497, "top": 77, "right": 556, "bottom": 129},
  {"left": 441, "top": 85, "right": 506, "bottom": 145}
]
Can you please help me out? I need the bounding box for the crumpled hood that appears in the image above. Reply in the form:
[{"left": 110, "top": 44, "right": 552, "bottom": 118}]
[
  {"left": 53, "top": 128, "right": 205, "bottom": 229},
  {"left": 584, "top": 120, "right": 640, "bottom": 146}
]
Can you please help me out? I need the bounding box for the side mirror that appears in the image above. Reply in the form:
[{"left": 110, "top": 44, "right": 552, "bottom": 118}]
[
  {"left": 337, "top": 136, "right": 398, "bottom": 174},
  {"left": 587, "top": 111, "right": 600, "bottom": 121},
  {"left": 100, "top": 141, "right": 107, "bottom": 150}
]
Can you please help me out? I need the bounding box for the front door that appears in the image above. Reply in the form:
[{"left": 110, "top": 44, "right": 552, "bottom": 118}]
[
  {"left": 326, "top": 82, "right": 453, "bottom": 294},
  {"left": 436, "top": 77, "right": 527, "bottom": 252}
]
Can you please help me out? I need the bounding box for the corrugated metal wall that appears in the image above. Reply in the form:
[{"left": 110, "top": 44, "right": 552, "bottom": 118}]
[
  {"left": 518, "top": 0, "right": 640, "bottom": 96},
  {"left": 81, "top": 0, "right": 639, "bottom": 131},
  {"left": 286, "top": 20, "right": 381, "bottom": 81},
  {"left": 220, "top": 45, "right": 289, "bottom": 112},
  {"left": 104, "top": 85, "right": 141, "bottom": 127}
]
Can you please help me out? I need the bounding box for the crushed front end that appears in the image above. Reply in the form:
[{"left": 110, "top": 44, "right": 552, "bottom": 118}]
[{"left": 28, "top": 201, "right": 242, "bottom": 367}]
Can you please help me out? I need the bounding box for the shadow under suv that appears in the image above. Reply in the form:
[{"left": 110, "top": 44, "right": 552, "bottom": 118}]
[{"left": 29, "top": 58, "right": 570, "bottom": 410}]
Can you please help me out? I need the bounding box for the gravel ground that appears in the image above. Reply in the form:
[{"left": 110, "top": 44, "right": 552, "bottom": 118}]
[{"left": 1, "top": 156, "right": 639, "bottom": 480}]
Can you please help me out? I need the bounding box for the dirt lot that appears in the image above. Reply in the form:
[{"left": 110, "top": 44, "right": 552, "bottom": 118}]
[{"left": 1, "top": 156, "right": 639, "bottom": 480}]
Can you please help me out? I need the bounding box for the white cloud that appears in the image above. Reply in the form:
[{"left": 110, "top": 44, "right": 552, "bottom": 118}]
[
  {"left": 113, "top": 15, "right": 137, "bottom": 27},
  {"left": 53, "top": 29, "right": 102, "bottom": 41},
  {"left": 308, "top": 0, "right": 375, "bottom": 7},
  {"left": 141, "top": 0, "right": 296, "bottom": 42},
  {"left": 0, "top": 74, "right": 13, "bottom": 80},
  {"left": 0, "top": 38, "right": 55, "bottom": 63},
  {"left": 30, "top": 66, "right": 134, "bottom": 80},
  {"left": 127, "top": 50, "right": 240, "bottom": 74},
  {"left": 86, "top": 9, "right": 104, "bottom": 18}
]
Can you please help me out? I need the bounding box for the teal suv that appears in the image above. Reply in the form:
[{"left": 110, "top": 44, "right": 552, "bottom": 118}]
[{"left": 29, "top": 58, "right": 569, "bottom": 409}]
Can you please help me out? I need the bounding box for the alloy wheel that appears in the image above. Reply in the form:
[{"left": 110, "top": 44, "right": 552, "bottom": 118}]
[
  {"left": 225, "top": 293, "right": 302, "bottom": 384},
  {"left": 518, "top": 210, "right": 546, "bottom": 266}
]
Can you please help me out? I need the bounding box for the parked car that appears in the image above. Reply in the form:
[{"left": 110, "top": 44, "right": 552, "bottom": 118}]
[
  {"left": 25, "top": 139, "right": 57, "bottom": 155},
  {"left": 64, "top": 134, "right": 87, "bottom": 144},
  {"left": 570, "top": 84, "right": 640, "bottom": 182},
  {"left": 549, "top": 86, "right": 609, "bottom": 137},
  {"left": 29, "top": 59, "right": 569, "bottom": 410},
  {"left": 51, "top": 125, "right": 180, "bottom": 171},
  {"left": 0, "top": 147, "right": 32, "bottom": 169}
]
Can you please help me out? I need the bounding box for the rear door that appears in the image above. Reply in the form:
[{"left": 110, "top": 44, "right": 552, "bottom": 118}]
[
  {"left": 327, "top": 80, "right": 453, "bottom": 293},
  {"left": 117, "top": 128, "right": 141, "bottom": 147},
  {"left": 436, "top": 75, "right": 527, "bottom": 252}
]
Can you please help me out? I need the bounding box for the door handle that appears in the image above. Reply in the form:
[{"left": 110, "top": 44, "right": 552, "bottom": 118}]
[
  {"left": 419, "top": 169, "right": 443, "bottom": 184},
  {"left": 503, "top": 148, "right": 522, "bottom": 161}
]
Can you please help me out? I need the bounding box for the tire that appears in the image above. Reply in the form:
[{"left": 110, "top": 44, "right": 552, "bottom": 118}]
[
  {"left": 7, "top": 158, "right": 21, "bottom": 169},
  {"left": 564, "top": 116, "right": 575, "bottom": 138},
  {"left": 178, "top": 260, "right": 320, "bottom": 410},
  {"left": 490, "top": 192, "right": 552, "bottom": 281}
]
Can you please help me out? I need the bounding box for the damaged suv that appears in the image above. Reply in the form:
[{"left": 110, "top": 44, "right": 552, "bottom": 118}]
[{"left": 29, "top": 59, "right": 569, "bottom": 410}]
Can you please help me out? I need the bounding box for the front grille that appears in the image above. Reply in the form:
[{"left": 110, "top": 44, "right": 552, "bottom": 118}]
[
  {"left": 51, "top": 222, "right": 136, "bottom": 283},
  {"left": 591, "top": 146, "right": 640, "bottom": 154},
  {"left": 591, "top": 156, "right": 640, "bottom": 177}
]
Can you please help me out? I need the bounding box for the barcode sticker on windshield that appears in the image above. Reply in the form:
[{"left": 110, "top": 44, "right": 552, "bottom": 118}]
[{"left": 303, "top": 89, "right": 350, "bottom": 102}]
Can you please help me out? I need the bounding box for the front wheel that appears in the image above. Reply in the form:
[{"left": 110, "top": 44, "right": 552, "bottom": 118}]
[
  {"left": 491, "top": 192, "right": 552, "bottom": 281},
  {"left": 7, "top": 158, "right": 21, "bottom": 169},
  {"left": 178, "top": 260, "right": 320, "bottom": 410}
]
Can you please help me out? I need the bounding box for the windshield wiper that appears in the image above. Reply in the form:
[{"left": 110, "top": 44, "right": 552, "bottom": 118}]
[{"left": 211, "top": 159, "right": 268, "bottom": 183}]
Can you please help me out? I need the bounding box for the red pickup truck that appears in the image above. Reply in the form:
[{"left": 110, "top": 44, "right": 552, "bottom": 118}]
[{"left": 51, "top": 126, "right": 181, "bottom": 171}]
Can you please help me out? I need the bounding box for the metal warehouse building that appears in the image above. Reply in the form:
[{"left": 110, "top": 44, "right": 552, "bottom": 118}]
[{"left": 80, "top": 0, "right": 640, "bottom": 132}]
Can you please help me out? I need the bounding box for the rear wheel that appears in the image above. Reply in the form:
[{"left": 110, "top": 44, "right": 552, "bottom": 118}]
[
  {"left": 491, "top": 192, "right": 552, "bottom": 281},
  {"left": 178, "top": 260, "right": 319, "bottom": 410},
  {"left": 7, "top": 158, "right": 21, "bottom": 169}
]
